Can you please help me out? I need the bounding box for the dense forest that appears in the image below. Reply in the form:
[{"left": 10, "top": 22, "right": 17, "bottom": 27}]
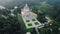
[{"left": 0, "top": 0, "right": 60, "bottom": 34}]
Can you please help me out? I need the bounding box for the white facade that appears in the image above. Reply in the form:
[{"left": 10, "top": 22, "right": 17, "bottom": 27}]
[{"left": 21, "top": 4, "right": 42, "bottom": 29}]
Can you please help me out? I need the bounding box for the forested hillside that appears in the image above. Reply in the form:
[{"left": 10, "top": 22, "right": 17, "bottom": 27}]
[{"left": 0, "top": 0, "right": 60, "bottom": 34}]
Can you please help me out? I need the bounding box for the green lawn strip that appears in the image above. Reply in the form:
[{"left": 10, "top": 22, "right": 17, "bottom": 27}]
[
  {"left": 25, "top": 28, "right": 34, "bottom": 33},
  {"left": 20, "top": 15, "right": 26, "bottom": 29},
  {"left": 26, "top": 20, "right": 30, "bottom": 22},
  {"left": 32, "top": 19, "right": 36, "bottom": 21},
  {"left": 34, "top": 22, "right": 39, "bottom": 25},
  {"left": 20, "top": 15, "right": 34, "bottom": 33},
  {"left": 28, "top": 23, "right": 32, "bottom": 26}
]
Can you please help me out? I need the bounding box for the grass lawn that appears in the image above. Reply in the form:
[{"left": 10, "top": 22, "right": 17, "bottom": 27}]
[{"left": 20, "top": 15, "right": 34, "bottom": 33}]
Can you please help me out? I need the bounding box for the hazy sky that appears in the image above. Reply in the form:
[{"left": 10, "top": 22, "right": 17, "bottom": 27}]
[
  {"left": 0, "top": 0, "right": 37, "bottom": 5},
  {"left": 0, "top": 0, "right": 38, "bottom": 4},
  {"left": 0, "top": 0, "right": 59, "bottom": 8},
  {"left": 0, "top": 0, "right": 13, "bottom": 4}
]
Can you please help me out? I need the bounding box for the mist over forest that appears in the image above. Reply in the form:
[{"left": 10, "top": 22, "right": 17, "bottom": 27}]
[
  {"left": 0, "top": 0, "right": 60, "bottom": 34},
  {"left": 0, "top": 0, "right": 59, "bottom": 8}
]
